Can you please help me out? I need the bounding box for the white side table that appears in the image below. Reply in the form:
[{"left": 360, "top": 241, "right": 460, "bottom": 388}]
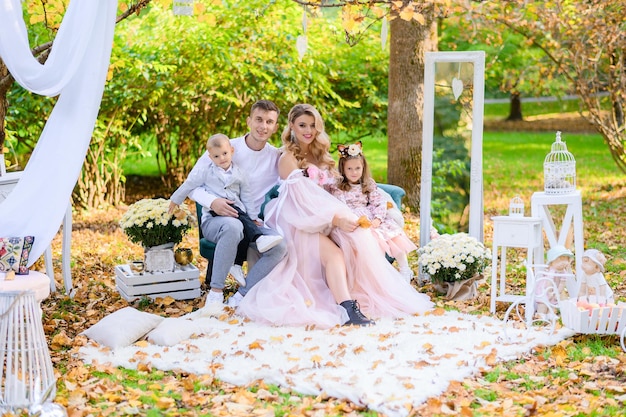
[
  {"left": 490, "top": 216, "right": 543, "bottom": 320},
  {"left": 531, "top": 190, "right": 584, "bottom": 297}
]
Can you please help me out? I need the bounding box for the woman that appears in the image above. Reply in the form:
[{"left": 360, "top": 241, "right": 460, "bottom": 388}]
[{"left": 237, "top": 104, "right": 433, "bottom": 327}]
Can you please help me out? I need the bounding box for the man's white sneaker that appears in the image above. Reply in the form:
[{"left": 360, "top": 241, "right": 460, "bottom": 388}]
[
  {"left": 206, "top": 290, "right": 224, "bottom": 304},
  {"left": 189, "top": 290, "right": 224, "bottom": 319},
  {"left": 226, "top": 291, "right": 244, "bottom": 308},
  {"left": 229, "top": 265, "right": 246, "bottom": 287},
  {"left": 256, "top": 235, "right": 283, "bottom": 253}
]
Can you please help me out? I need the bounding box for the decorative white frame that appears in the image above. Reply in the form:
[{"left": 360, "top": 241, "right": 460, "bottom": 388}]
[{"left": 420, "top": 51, "right": 485, "bottom": 248}]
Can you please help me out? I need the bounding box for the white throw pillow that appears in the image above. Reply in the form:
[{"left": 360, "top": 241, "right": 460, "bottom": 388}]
[
  {"left": 81, "top": 307, "right": 164, "bottom": 349},
  {"left": 147, "top": 317, "right": 205, "bottom": 346}
]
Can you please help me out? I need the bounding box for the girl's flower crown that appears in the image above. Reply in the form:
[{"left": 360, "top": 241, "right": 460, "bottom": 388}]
[{"left": 338, "top": 141, "right": 363, "bottom": 159}]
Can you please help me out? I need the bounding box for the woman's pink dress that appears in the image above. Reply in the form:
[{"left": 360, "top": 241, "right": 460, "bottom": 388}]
[{"left": 236, "top": 170, "right": 433, "bottom": 328}]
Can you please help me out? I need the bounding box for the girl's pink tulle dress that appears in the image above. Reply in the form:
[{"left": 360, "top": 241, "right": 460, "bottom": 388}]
[
  {"left": 236, "top": 170, "right": 433, "bottom": 328},
  {"left": 329, "top": 179, "right": 417, "bottom": 260}
]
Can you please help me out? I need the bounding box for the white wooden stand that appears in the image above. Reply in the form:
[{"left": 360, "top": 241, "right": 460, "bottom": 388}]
[
  {"left": 115, "top": 264, "right": 201, "bottom": 301},
  {"left": 0, "top": 172, "right": 73, "bottom": 296},
  {"left": 531, "top": 190, "right": 584, "bottom": 297},
  {"left": 490, "top": 216, "right": 543, "bottom": 321}
]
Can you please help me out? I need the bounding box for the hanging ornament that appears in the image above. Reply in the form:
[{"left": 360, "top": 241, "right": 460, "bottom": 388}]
[
  {"left": 451, "top": 64, "right": 463, "bottom": 100},
  {"left": 173, "top": 0, "right": 194, "bottom": 16},
  {"left": 296, "top": 35, "right": 308, "bottom": 61},
  {"left": 380, "top": 17, "right": 388, "bottom": 50},
  {"left": 296, "top": 6, "right": 307, "bottom": 61}
]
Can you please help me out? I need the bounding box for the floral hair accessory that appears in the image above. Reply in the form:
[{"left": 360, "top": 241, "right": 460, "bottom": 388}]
[{"left": 338, "top": 141, "right": 363, "bottom": 159}]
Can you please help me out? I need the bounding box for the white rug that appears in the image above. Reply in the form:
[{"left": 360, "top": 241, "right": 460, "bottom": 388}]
[{"left": 79, "top": 309, "right": 574, "bottom": 417}]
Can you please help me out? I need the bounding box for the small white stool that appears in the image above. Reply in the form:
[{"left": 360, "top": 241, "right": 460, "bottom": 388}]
[
  {"left": 0, "top": 271, "right": 51, "bottom": 303},
  {"left": 490, "top": 216, "right": 543, "bottom": 322},
  {"left": 531, "top": 190, "right": 584, "bottom": 297}
]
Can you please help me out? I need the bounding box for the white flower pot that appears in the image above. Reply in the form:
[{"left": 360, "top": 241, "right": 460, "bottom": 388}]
[{"left": 144, "top": 243, "right": 175, "bottom": 273}]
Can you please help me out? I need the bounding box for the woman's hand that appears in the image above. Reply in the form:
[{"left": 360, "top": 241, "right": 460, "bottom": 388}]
[{"left": 332, "top": 214, "right": 358, "bottom": 232}]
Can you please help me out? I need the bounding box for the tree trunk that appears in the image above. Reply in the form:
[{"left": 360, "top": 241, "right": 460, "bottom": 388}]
[
  {"left": 387, "top": 9, "right": 437, "bottom": 211},
  {"left": 506, "top": 92, "right": 523, "bottom": 121}
]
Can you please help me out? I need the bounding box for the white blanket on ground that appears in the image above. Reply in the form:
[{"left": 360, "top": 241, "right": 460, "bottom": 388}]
[
  {"left": 0, "top": 0, "right": 116, "bottom": 263},
  {"left": 79, "top": 310, "right": 574, "bottom": 417}
]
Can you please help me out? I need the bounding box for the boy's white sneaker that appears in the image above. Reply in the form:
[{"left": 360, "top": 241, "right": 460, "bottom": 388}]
[
  {"left": 226, "top": 291, "right": 244, "bottom": 308},
  {"left": 189, "top": 290, "right": 224, "bottom": 319},
  {"left": 256, "top": 235, "right": 283, "bottom": 253},
  {"left": 229, "top": 265, "right": 246, "bottom": 287},
  {"left": 206, "top": 290, "right": 224, "bottom": 304}
]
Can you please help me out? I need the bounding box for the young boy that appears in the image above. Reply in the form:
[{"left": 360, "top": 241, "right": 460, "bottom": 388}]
[{"left": 169, "top": 133, "right": 282, "bottom": 287}]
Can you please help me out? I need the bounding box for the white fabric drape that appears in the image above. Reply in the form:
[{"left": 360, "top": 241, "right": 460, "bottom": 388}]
[{"left": 0, "top": 0, "right": 118, "bottom": 265}]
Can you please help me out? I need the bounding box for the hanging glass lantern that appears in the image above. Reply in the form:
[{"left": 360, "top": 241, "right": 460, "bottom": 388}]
[
  {"left": 173, "top": 0, "right": 193, "bottom": 16},
  {"left": 544, "top": 131, "right": 576, "bottom": 195}
]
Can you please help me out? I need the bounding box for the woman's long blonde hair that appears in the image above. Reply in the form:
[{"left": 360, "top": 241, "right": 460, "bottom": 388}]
[{"left": 281, "top": 104, "right": 336, "bottom": 170}]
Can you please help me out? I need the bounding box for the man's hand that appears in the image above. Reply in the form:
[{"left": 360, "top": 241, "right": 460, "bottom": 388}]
[{"left": 210, "top": 198, "right": 239, "bottom": 217}]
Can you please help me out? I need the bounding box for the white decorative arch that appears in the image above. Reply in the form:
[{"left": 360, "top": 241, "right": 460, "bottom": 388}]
[{"left": 0, "top": 0, "right": 117, "bottom": 265}]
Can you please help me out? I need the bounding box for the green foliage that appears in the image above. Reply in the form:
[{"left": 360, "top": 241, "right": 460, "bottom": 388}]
[
  {"left": 4, "top": 87, "right": 55, "bottom": 170},
  {"left": 105, "top": 0, "right": 389, "bottom": 186},
  {"left": 441, "top": 7, "right": 568, "bottom": 100}
]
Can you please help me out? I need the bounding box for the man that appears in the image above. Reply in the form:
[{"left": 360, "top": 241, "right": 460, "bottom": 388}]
[{"left": 189, "top": 100, "right": 286, "bottom": 312}]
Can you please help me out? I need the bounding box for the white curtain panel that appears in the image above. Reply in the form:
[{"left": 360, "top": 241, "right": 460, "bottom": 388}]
[{"left": 0, "top": 0, "right": 118, "bottom": 265}]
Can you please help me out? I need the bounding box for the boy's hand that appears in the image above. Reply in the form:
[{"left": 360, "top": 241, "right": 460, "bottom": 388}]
[
  {"left": 210, "top": 198, "right": 238, "bottom": 217},
  {"left": 168, "top": 201, "right": 178, "bottom": 214}
]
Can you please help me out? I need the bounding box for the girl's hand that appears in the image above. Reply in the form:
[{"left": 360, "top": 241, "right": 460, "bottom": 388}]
[
  {"left": 332, "top": 214, "right": 358, "bottom": 232},
  {"left": 371, "top": 218, "right": 382, "bottom": 228}
]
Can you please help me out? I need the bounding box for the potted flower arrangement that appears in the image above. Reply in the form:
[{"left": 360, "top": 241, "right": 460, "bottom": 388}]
[
  {"left": 417, "top": 233, "right": 490, "bottom": 300},
  {"left": 119, "top": 198, "right": 195, "bottom": 272}
]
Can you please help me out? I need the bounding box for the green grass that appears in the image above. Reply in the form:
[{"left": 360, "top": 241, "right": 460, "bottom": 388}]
[
  {"left": 483, "top": 131, "right": 622, "bottom": 208},
  {"left": 484, "top": 99, "right": 583, "bottom": 120}
]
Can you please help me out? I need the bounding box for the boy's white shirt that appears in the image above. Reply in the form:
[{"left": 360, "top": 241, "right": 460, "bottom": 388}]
[{"left": 189, "top": 135, "right": 281, "bottom": 221}]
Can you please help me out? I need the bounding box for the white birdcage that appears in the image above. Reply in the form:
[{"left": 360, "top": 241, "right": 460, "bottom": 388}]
[
  {"left": 0, "top": 291, "right": 57, "bottom": 414},
  {"left": 544, "top": 131, "right": 576, "bottom": 195},
  {"left": 509, "top": 196, "right": 525, "bottom": 217}
]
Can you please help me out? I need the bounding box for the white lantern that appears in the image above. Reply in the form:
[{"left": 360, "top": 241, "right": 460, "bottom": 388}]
[
  {"left": 544, "top": 131, "right": 576, "bottom": 195},
  {"left": 509, "top": 196, "right": 524, "bottom": 217},
  {"left": 173, "top": 0, "right": 193, "bottom": 16}
]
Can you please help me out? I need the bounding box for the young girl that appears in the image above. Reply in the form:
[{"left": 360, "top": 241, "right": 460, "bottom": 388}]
[{"left": 329, "top": 141, "right": 417, "bottom": 282}]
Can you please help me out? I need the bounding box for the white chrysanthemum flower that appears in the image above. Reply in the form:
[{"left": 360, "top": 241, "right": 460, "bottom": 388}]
[
  {"left": 417, "top": 233, "right": 490, "bottom": 283},
  {"left": 119, "top": 198, "right": 195, "bottom": 248}
]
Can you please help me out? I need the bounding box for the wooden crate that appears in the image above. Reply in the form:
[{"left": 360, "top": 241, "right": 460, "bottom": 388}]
[
  {"left": 115, "top": 264, "right": 201, "bottom": 302},
  {"left": 559, "top": 298, "right": 626, "bottom": 335}
]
